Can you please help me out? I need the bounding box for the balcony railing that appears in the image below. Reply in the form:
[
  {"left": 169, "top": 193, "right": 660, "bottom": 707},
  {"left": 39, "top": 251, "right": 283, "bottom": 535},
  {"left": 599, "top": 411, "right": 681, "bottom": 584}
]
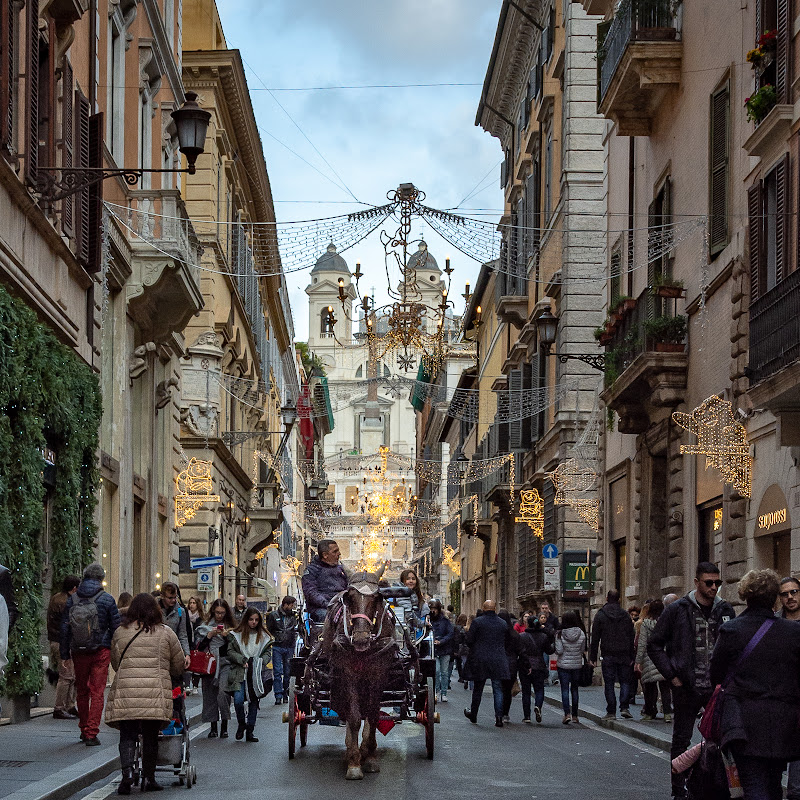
[
  {"left": 748, "top": 269, "right": 800, "bottom": 385},
  {"left": 603, "top": 286, "right": 685, "bottom": 382},
  {"left": 598, "top": 0, "right": 680, "bottom": 105}
]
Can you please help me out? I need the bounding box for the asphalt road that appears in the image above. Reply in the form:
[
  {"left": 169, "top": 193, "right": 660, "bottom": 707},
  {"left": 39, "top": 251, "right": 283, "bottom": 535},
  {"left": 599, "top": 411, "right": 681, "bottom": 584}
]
[{"left": 71, "top": 689, "right": 672, "bottom": 800}]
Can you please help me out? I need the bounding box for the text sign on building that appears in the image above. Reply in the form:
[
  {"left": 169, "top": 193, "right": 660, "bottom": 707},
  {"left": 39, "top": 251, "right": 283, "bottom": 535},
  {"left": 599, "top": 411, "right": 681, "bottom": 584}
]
[
  {"left": 197, "top": 569, "right": 214, "bottom": 591},
  {"left": 562, "top": 550, "right": 596, "bottom": 601},
  {"left": 755, "top": 484, "right": 791, "bottom": 537},
  {"left": 190, "top": 555, "right": 224, "bottom": 569},
  {"left": 543, "top": 557, "right": 560, "bottom": 592}
]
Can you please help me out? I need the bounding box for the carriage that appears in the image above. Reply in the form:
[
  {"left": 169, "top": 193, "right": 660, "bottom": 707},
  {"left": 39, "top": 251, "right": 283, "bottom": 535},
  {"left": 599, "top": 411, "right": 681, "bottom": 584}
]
[{"left": 282, "top": 584, "right": 438, "bottom": 765}]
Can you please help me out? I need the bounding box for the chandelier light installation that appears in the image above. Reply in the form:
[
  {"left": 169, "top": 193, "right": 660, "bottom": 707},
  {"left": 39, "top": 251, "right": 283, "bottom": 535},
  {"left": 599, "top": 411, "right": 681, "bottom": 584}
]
[{"left": 672, "top": 395, "right": 752, "bottom": 498}]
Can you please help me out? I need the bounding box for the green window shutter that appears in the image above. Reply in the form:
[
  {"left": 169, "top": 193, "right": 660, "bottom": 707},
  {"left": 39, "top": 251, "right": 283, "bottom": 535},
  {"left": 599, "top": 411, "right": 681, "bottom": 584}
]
[{"left": 748, "top": 181, "right": 764, "bottom": 302}]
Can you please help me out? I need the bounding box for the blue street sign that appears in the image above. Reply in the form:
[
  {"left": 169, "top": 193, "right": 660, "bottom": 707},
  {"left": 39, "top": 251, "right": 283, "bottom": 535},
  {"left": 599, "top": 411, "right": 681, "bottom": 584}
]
[
  {"left": 190, "top": 556, "right": 224, "bottom": 569},
  {"left": 542, "top": 544, "right": 559, "bottom": 559}
]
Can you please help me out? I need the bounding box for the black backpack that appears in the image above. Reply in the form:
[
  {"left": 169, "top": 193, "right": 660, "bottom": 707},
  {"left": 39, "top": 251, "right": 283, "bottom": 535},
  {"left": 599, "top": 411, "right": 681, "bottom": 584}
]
[{"left": 68, "top": 590, "right": 104, "bottom": 652}]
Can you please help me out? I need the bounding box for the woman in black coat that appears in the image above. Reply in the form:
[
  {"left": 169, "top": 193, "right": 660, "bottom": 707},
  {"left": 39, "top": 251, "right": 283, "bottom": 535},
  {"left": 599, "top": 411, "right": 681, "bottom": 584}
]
[
  {"left": 709, "top": 569, "right": 800, "bottom": 800},
  {"left": 519, "top": 617, "right": 555, "bottom": 723},
  {"left": 497, "top": 610, "right": 523, "bottom": 723}
]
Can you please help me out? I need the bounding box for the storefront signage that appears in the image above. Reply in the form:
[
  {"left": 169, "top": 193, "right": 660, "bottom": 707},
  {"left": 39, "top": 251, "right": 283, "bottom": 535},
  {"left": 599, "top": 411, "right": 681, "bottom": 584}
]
[
  {"left": 755, "top": 484, "right": 791, "bottom": 537},
  {"left": 562, "top": 550, "right": 596, "bottom": 600}
]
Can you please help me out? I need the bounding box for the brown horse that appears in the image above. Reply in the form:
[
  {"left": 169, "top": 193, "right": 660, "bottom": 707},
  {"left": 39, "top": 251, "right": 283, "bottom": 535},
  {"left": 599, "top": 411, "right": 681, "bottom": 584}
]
[{"left": 317, "top": 573, "right": 400, "bottom": 780}]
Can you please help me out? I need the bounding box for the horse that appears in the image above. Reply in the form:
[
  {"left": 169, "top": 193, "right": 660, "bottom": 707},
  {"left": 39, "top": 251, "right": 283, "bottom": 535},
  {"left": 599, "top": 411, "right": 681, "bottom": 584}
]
[{"left": 313, "top": 573, "right": 404, "bottom": 780}]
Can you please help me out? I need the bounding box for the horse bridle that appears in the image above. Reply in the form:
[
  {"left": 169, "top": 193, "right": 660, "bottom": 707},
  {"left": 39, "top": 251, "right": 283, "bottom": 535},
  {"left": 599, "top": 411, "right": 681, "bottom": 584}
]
[{"left": 336, "top": 592, "right": 391, "bottom": 647}]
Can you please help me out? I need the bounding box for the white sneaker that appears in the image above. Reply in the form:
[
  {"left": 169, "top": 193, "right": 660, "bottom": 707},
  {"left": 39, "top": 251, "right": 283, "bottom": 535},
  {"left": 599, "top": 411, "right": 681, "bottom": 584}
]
[{"left": 441, "top": 695, "right": 448, "bottom": 703}]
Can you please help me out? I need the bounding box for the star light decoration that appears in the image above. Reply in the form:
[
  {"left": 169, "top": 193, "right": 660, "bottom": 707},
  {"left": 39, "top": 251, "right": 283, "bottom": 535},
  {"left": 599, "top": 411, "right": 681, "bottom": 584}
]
[
  {"left": 175, "top": 457, "right": 220, "bottom": 528},
  {"left": 672, "top": 395, "right": 751, "bottom": 498},
  {"left": 515, "top": 489, "right": 545, "bottom": 539},
  {"left": 545, "top": 459, "right": 600, "bottom": 532}
]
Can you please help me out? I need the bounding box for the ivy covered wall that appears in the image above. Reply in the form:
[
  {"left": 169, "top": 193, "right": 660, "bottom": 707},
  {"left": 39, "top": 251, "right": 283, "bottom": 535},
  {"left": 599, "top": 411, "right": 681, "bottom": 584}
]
[{"left": 0, "top": 285, "right": 101, "bottom": 697}]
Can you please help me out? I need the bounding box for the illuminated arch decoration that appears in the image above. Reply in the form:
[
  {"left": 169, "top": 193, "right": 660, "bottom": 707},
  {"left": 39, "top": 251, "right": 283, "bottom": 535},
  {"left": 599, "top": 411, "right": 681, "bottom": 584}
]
[
  {"left": 515, "top": 489, "right": 545, "bottom": 539},
  {"left": 672, "top": 395, "right": 751, "bottom": 498},
  {"left": 175, "top": 457, "right": 220, "bottom": 528}
]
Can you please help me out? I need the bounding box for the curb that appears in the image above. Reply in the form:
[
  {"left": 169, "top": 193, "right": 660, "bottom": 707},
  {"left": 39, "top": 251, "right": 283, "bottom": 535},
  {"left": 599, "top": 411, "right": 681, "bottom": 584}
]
[
  {"left": 2, "top": 707, "right": 203, "bottom": 800},
  {"left": 541, "top": 694, "right": 672, "bottom": 751}
]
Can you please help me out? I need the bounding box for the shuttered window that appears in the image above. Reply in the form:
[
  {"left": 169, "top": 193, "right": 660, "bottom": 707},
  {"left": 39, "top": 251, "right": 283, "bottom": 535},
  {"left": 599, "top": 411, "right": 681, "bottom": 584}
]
[
  {"left": 776, "top": 0, "right": 789, "bottom": 103},
  {"left": 508, "top": 369, "right": 523, "bottom": 450},
  {"left": 709, "top": 83, "right": 729, "bottom": 256},
  {"left": 648, "top": 177, "right": 672, "bottom": 317},
  {"left": 0, "top": 0, "right": 15, "bottom": 155},
  {"left": 749, "top": 154, "right": 790, "bottom": 302},
  {"left": 75, "top": 89, "right": 90, "bottom": 266},
  {"left": 610, "top": 245, "right": 622, "bottom": 304},
  {"left": 61, "top": 58, "right": 73, "bottom": 237},
  {"left": 23, "top": 0, "right": 38, "bottom": 185}
]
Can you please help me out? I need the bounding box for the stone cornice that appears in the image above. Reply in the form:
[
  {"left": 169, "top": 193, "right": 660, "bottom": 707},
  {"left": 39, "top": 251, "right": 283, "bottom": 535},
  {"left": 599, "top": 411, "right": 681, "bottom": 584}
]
[{"left": 477, "top": 0, "right": 544, "bottom": 141}]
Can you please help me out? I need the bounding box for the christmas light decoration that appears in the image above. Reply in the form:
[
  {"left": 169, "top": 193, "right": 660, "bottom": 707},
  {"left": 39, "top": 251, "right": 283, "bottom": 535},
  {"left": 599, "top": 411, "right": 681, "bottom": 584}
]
[
  {"left": 175, "top": 457, "right": 220, "bottom": 528},
  {"left": 515, "top": 489, "right": 545, "bottom": 538},
  {"left": 672, "top": 395, "right": 752, "bottom": 498},
  {"left": 546, "top": 459, "right": 599, "bottom": 532},
  {"left": 442, "top": 544, "right": 460, "bottom": 576}
]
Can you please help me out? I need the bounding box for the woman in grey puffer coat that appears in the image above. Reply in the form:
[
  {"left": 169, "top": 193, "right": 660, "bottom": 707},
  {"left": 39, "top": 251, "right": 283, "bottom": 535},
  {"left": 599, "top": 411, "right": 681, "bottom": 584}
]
[
  {"left": 634, "top": 599, "right": 671, "bottom": 721},
  {"left": 554, "top": 612, "right": 587, "bottom": 724}
]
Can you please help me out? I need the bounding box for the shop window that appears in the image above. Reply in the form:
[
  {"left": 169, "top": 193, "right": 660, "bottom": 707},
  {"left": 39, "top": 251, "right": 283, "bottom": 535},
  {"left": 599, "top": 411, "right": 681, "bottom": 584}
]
[{"left": 698, "top": 501, "right": 723, "bottom": 564}]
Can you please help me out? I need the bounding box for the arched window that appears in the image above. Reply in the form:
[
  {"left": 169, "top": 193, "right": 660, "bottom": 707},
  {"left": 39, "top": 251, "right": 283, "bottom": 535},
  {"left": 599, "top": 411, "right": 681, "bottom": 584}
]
[
  {"left": 355, "top": 365, "right": 363, "bottom": 378},
  {"left": 320, "top": 307, "right": 335, "bottom": 335}
]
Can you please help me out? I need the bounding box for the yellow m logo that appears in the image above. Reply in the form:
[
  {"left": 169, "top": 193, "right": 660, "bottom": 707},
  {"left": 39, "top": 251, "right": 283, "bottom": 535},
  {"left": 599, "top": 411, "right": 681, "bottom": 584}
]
[{"left": 574, "top": 566, "right": 590, "bottom": 581}]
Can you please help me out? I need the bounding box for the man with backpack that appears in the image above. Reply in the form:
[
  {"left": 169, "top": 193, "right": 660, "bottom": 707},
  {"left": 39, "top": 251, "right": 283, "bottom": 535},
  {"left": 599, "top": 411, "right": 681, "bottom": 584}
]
[{"left": 60, "top": 563, "right": 120, "bottom": 746}]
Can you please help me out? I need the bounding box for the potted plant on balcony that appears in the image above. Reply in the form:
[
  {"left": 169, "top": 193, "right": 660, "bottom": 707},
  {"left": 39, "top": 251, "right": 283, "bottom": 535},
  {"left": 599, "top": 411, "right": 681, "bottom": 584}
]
[
  {"left": 643, "top": 314, "right": 686, "bottom": 352},
  {"left": 610, "top": 295, "right": 635, "bottom": 321},
  {"left": 650, "top": 274, "right": 685, "bottom": 299},
  {"left": 594, "top": 325, "right": 614, "bottom": 347},
  {"left": 745, "top": 84, "right": 777, "bottom": 124}
]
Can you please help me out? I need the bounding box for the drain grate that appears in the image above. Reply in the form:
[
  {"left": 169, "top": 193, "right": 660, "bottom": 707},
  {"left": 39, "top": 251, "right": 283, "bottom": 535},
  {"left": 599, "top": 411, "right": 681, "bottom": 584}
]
[{"left": 0, "top": 760, "right": 32, "bottom": 767}]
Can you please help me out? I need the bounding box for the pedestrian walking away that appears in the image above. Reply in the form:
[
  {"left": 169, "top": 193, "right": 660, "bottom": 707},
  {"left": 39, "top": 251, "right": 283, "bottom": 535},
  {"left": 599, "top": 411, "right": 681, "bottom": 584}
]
[
  {"left": 266, "top": 595, "right": 299, "bottom": 704},
  {"left": 498, "top": 610, "right": 523, "bottom": 723},
  {"left": 519, "top": 614, "right": 554, "bottom": 723},
  {"left": 47, "top": 574, "right": 80, "bottom": 719},
  {"left": 463, "top": 600, "right": 511, "bottom": 727},
  {"left": 710, "top": 569, "right": 800, "bottom": 800},
  {"left": 590, "top": 589, "right": 635, "bottom": 720},
  {"left": 555, "top": 611, "right": 587, "bottom": 724},
  {"left": 538, "top": 600, "right": 560, "bottom": 685},
  {"left": 635, "top": 600, "right": 672, "bottom": 721},
  {"left": 226, "top": 606, "right": 274, "bottom": 742},
  {"left": 195, "top": 598, "right": 234, "bottom": 738},
  {"left": 105, "top": 592, "right": 185, "bottom": 794},
  {"left": 647, "top": 562, "right": 735, "bottom": 800},
  {"left": 779, "top": 575, "right": 800, "bottom": 800},
  {"left": 60, "top": 562, "right": 121, "bottom": 745}
]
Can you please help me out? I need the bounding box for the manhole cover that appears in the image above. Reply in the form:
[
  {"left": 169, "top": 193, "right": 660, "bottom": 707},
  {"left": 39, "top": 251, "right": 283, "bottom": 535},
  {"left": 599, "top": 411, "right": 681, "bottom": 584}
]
[{"left": 0, "top": 760, "right": 32, "bottom": 767}]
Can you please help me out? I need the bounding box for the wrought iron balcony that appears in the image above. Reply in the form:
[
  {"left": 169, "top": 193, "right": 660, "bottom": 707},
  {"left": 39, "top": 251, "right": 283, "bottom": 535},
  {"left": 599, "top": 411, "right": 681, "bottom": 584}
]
[
  {"left": 748, "top": 268, "right": 800, "bottom": 387},
  {"left": 597, "top": 0, "right": 682, "bottom": 136},
  {"left": 600, "top": 287, "right": 688, "bottom": 433}
]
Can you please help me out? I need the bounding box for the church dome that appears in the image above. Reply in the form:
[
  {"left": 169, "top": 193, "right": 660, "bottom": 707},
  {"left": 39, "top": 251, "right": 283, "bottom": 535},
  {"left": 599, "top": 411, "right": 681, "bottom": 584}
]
[
  {"left": 311, "top": 242, "right": 350, "bottom": 274},
  {"left": 407, "top": 240, "right": 440, "bottom": 274}
]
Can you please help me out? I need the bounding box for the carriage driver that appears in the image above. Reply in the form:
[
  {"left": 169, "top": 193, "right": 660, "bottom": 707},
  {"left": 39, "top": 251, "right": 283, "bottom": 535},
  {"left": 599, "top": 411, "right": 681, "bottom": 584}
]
[{"left": 302, "top": 540, "right": 349, "bottom": 630}]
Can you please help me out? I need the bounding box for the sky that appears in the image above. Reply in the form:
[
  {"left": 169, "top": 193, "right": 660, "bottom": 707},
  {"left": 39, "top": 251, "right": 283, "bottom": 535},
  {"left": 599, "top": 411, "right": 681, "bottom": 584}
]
[{"left": 215, "top": 0, "right": 505, "bottom": 342}]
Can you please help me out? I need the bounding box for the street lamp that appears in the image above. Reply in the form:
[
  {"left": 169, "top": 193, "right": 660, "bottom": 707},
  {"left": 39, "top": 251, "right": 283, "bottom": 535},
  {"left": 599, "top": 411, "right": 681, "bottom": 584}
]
[
  {"left": 38, "top": 92, "right": 211, "bottom": 202},
  {"left": 536, "top": 308, "right": 605, "bottom": 372}
]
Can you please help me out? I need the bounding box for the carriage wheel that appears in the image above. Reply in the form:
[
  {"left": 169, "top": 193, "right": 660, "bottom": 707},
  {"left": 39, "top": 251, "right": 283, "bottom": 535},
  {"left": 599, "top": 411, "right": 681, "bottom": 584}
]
[
  {"left": 288, "top": 676, "right": 298, "bottom": 759},
  {"left": 424, "top": 676, "right": 435, "bottom": 760}
]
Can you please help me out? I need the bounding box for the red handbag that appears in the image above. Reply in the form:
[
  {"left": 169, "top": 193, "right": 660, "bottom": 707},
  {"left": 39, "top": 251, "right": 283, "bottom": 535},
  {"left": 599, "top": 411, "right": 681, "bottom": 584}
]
[{"left": 188, "top": 649, "right": 216, "bottom": 676}]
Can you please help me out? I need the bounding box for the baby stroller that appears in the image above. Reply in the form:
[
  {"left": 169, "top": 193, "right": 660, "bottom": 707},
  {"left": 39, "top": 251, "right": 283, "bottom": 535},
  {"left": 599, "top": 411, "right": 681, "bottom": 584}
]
[{"left": 132, "top": 686, "right": 197, "bottom": 789}]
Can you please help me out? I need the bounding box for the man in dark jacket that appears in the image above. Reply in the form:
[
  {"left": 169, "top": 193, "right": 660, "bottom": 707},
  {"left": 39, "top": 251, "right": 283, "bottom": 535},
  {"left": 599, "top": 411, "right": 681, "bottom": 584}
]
[
  {"left": 301, "top": 540, "right": 348, "bottom": 625},
  {"left": 60, "top": 563, "right": 121, "bottom": 746},
  {"left": 779, "top": 576, "right": 800, "bottom": 800},
  {"left": 464, "top": 600, "right": 511, "bottom": 727},
  {"left": 647, "top": 562, "right": 735, "bottom": 800},
  {"left": 47, "top": 574, "right": 80, "bottom": 719},
  {"left": 267, "top": 595, "right": 299, "bottom": 705},
  {"left": 590, "top": 589, "right": 635, "bottom": 719},
  {"left": 519, "top": 616, "right": 555, "bottom": 723},
  {"left": 429, "top": 600, "right": 454, "bottom": 702}
]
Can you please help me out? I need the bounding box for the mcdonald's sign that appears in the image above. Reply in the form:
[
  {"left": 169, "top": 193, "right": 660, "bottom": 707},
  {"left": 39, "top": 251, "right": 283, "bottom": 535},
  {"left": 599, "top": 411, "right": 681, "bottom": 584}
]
[{"left": 563, "top": 550, "right": 596, "bottom": 600}]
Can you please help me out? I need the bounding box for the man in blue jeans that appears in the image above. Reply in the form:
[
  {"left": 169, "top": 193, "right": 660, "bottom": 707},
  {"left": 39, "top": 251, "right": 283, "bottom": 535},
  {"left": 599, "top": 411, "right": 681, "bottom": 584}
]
[
  {"left": 266, "top": 596, "right": 299, "bottom": 704},
  {"left": 590, "top": 589, "right": 635, "bottom": 719},
  {"left": 463, "top": 600, "right": 511, "bottom": 728}
]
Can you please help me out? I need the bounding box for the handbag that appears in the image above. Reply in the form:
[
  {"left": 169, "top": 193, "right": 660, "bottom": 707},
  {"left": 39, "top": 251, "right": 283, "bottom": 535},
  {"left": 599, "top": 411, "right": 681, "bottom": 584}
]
[
  {"left": 578, "top": 656, "right": 594, "bottom": 687},
  {"left": 188, "top": 648, "right": 216, "bottom": 676},
  {"left": 698, "top": 618, "right": 773, "bottom": 744}
]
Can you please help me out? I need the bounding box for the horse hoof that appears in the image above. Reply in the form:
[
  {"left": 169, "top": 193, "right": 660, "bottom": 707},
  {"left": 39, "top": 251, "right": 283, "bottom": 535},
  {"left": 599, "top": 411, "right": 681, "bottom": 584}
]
[
  {"left": 362, "top": 760, "right": 380, "bottom": 774},
  {"left": 346, "top": 768, "right": 364, "bottom": 781}
]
